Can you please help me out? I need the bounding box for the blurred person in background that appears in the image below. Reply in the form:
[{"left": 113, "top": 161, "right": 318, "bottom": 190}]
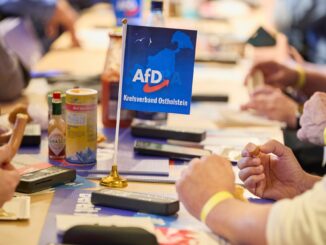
[
  {"left": 0, "top": 37, "right": 29, "bottom": 101},
  {"left": 274, "top": 0, "right": 326, "bottom": 64},
  {"left": 0, "top": 0, "right": 80, "bottom": 52}
]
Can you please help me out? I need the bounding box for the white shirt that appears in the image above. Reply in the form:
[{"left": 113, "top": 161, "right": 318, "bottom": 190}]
[{"left": 267, "top": 176, "right": 326, "bottom": 245}]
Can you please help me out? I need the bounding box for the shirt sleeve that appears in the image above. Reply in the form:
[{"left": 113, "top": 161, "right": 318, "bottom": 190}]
[
  {"left": 0, "top": 0, "right": 56, "bottom": 24},
  {"left": 266, "top": 176, "right": 326, "bottom": 245}
]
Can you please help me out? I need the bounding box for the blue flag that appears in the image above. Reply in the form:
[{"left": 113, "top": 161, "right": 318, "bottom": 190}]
[{"left": 121, "top": 25, "right": 197, "bottom": 114}]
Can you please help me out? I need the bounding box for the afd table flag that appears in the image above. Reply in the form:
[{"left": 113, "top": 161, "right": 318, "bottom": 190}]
[{"left": 121, "top": 25, "right": 197, "bottom": 115}]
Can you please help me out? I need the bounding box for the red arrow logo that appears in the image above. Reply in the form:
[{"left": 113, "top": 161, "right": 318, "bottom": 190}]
[{"left": 143, "top": 80, "right": 170, "bottom": 93}]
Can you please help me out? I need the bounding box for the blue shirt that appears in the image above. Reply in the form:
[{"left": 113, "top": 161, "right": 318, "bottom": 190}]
[
  {"left": 0, "top": 0, "right": 56, "bottom": 24},
  {"left": 274, "top": 0, "right": 326, "bottom": 64}
]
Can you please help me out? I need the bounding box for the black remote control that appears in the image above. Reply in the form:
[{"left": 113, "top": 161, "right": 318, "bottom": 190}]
[
  {"left": 131, "top": 123, "right": 206, "bottom": 142},
  {"left": 91, "top": 189, "right": 179, "bottom": 216},
  {"left": 16, "top": 166, "right": 76, "bottom": 193},
  {"left": 134, "top": 140, "right": 211, "bottom": 160}
]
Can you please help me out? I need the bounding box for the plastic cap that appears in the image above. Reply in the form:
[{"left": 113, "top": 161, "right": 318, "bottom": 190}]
[
  {"left": 53, "top": 91, "right": 61, "bottom": 99},
  {"left": 151, "top": 1, "right": 163, "bottom": 11}
]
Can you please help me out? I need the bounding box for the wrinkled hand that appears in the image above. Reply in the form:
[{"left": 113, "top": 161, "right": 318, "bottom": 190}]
[
  {"left": 297, "top": 92, "right": 326, "bottom": 145},
  {"left": 241, "top": 86, "right": 298, "bottom": 128},
  {"left": 238, "top": 140, "right": 306, "bottom": 200},
  {"left": 0, "top": 165, "right": 20, "bottom": 207},
  {"left": 245, "top": 60, "right": 298, "bottom": 89},
  {"left": 47, "top": 0, "right": 80, "bottom": 47},
  {"left": 176, "top": 155, "right": 235, "bottom": 220}
]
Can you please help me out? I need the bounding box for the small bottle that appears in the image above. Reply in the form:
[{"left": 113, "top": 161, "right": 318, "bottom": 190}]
[
  {"left": 48, "top": 91, "right": 65, "bottom": 160},
  {"left": 147, "top": 0, "right": 164, "bottom": 27},
  {"left": 101, "top": 32, "right": 134, "bottom": 128}
]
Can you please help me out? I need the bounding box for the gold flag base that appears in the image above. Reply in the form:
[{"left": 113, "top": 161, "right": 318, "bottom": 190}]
[{"left": 100, "top": 165, "right": 128, "bottom": 188}]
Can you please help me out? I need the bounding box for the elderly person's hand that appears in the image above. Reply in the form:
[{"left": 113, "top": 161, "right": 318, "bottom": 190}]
[
  {"left": 241, "top": 86, "right": 299, "bottom": 128},
  {"left": 238, "top": 140, "right": 308, "bottom": 200},
  {"left": 245, "top": 60, "right": 299, "bottom": 90},
  {"left": 297, "top": 92, "right": 326, "bottom": 145},
  {"left": 176, "top": 155, "right": 235, "bottom": 220}
]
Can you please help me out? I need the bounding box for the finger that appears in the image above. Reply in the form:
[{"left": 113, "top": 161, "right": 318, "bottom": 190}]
[
  {"left": 238, "top": 165, "right": 264, "bottom": 182},
  {"left": 237, "top": 157, "right": 261, "bottom": 169},
  {"left": 243, "top": 173, "right": 265, "bottom": 190},
  {"left": 259, "top": 139, "right": 289, "bottom": 157},
  {"left": 241, "top": 142, "right": 259, "bottom": 157},
  {"left": 288, "top": 45, "right": 304, "bottom": 63},
  {"left": 251, "top": 85, "right": 276, "bottom": 96}
]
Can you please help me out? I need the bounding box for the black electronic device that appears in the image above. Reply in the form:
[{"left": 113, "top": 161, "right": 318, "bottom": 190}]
[
  {"left": 91, "top": 189, "right": 179, "bottom": 216},
  {"left": 63, "top": 225, "right": 158, "bottom": 245},
  {"left": 133, "top": 140, "right": 211, "bottom": 160},
  {"left": 247, "top": 27, "right": 276, "bottom": 47},
  {"left": 131, "top": 123, "right": 206, "bottom": 142},
  {"left": 192, "top": 94, "right": 229, "bottom": 102},
  {"left": 16, "top": 166, "right": 76, "bottom": 193}
]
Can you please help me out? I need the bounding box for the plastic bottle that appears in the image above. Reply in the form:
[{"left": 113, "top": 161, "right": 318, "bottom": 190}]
[
  {"left": 48, "top": 91, "right": 66, "bottom": 160},
  {"left": 101, "top": 32, "right": 134, "bottom": 128},
  {"left": 147, "top": 0, "right": 164, "bottom": 27}
]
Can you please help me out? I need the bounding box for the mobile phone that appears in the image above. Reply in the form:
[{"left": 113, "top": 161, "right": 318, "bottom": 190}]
[
  {"left": 133, "top": 140, "right": 211, "bottom": 160},
  {"left": 247, "top": 27, "right": 276, "bottom": 47}
]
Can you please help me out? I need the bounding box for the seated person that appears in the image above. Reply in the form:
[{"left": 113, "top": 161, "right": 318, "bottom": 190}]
[
  {"left": 0, "top": 0, "right": 80, "bottom": 52},
  {"left": 176, "top": 141, "right": 325, "bottom": 245},
  {"left": 274, "top": 0, "right": 326, "bottom": 63},
  {"left": 0, "top": 144, "right": 19, "bottom": 208},
  {"left": 176, "top": 92, "right": 326, "bottom": 244},
  {"left": 0, "top": 38, "right": 29, "bottom": 101}
]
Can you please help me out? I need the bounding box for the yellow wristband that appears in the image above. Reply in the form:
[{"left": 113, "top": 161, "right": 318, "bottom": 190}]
[
  {"left": 200, "top": 191, "right": 234, "bottom": 224},
  {"left": 295, "top": 65, "right": 306, "bottom": 89},
  {"left": 323, "top": 128, "right": 326, "bottom": 145}
]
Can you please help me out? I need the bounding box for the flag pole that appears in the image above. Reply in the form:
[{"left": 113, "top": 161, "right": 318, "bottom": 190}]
[{"left": 100, "top": 18, "right": 128, "bottom": 188}]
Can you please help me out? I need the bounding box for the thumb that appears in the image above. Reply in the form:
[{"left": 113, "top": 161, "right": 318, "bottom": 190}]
[{"left": 259, "top": 140, "right": 288, "bottom": 157}]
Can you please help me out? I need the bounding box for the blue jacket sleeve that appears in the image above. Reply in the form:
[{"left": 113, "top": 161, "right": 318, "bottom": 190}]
[{"left": 0, "top": 0, "right": 57, "bottom": 24}]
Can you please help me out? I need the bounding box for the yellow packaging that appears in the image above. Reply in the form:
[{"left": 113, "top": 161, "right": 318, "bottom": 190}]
[{"left": 65, "top": 88, "right": 97, "bottom": 164}]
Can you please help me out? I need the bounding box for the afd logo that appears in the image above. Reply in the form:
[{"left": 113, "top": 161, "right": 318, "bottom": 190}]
[{"left": 132, "top": 68, "right": 170, "bottom": 93}]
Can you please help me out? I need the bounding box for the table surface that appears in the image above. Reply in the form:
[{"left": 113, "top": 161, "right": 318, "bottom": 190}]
[{"left": 0, "top": 2, "right": 282, "bottom": 245}]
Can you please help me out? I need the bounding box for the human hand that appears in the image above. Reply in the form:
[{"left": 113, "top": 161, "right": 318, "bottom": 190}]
[
  {"left": 0, "top": 144, "right": 13, "bottom": 169},
  {"left": 238, "top": 140, "right": 307, "bottom": 200},
  {"left": 176, "top": 155, "right": 235, "bottom": 220},
  {"left": 47, "top": 0, "right": 80, "bottom": 47},
  {"left": 0, "top": 166, "right": 20, "bottom": 207},
  {"left": 297, "top": 92, "right": 326, "bottom": 145},
  {"left": 241, "top": 86, "right": 298, "bottom": 128},
  {"left": 245, "top": 61, "right": 298, "bottom": 89}
]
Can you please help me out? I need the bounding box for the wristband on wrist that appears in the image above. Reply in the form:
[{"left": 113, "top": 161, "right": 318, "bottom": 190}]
[
  {"left": 200, "top": 191, "right": 234, "bottom": 224},
  {"left": 295, "top": 65, "right": 306, "bottom": 89},
  {"left": 323, "top": 128, "right": 326, "bottom": 146}
]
